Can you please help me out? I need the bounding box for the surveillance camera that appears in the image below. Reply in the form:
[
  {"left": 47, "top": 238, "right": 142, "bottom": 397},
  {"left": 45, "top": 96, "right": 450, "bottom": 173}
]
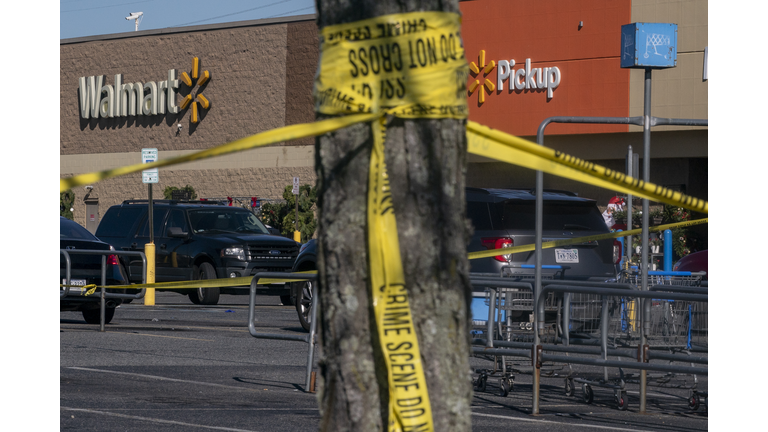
[
  {"left": 177, "top": 124, "right": 183, "bottom": 130},
  {"left": 85, "top": 185, "right": 94, "bottom": 191}
]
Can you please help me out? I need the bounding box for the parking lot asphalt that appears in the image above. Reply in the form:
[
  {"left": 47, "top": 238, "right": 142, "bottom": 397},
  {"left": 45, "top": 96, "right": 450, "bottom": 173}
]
[{"left": 60, "top": 292, "right": 708, "bottom": 431}]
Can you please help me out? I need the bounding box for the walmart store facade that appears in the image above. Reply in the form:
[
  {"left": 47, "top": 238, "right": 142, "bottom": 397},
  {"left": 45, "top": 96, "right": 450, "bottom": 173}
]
[{"left": 60, "top": 0, "right": 707, "bottom": 229}]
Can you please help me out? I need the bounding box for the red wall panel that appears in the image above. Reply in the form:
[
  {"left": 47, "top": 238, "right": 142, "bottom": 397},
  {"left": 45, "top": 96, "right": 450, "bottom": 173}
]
[{"left": 460, "top": 0, "right": 632, "bottom": 136}]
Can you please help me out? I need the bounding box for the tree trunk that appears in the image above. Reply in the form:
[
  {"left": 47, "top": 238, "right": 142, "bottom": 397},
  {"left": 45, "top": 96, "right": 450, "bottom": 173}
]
[{"left": 314, "top": 2, "right": 472, "bottom": 432}]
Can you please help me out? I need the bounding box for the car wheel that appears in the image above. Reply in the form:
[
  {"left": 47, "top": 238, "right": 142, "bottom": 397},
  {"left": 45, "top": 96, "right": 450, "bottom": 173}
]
[
  {"left": 296, "top": 280, "right": 314, "bottom": 332},
  {"left": 188, "top": 263, "right": 220, "bottom": 305},
  {"left": 82, "top": 307, "right": 115, "bottom": 324}
]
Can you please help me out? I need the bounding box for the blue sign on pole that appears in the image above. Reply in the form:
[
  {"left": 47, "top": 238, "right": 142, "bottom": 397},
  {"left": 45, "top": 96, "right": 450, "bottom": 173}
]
[{"left": 621, "top": 23, "right": 678, "bottom": 69}]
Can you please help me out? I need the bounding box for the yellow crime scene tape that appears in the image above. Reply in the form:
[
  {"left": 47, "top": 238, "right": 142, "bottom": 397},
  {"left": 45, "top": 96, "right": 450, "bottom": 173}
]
[
  {"left": 367, "top": 116, "right": 434, "bottom": 431},
  {"left": 60, "top": 113, "right": 379, "bottom": 192},
  {"left": 57, "top": 11, "right": 710, "bottom": 431},
  {"left": 467, "top": 122, "right": 708, "bottom": 214},
  {"left": 315, "top": 11, "right": 471, "bottom": 430},
  {"left": 60, "top": 284, "right": 99, "bottom": 296},
  {"left": 467, "top": 218, "right": 708, "bottom": 260}
]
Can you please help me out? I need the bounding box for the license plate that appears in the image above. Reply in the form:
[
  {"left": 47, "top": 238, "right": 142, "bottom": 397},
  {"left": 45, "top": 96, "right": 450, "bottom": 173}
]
[
  {"left": 555, "top": 249, "right": 579, "bottom": 263},
  {"left": 62, "top": 278, "right": 87, "bottom": 293}
]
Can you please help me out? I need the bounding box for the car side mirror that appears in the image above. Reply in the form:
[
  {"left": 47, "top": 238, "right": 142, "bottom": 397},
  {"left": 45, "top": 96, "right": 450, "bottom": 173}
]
[{"left": 167, "top": 226, "right": 190, "bottom": 239}]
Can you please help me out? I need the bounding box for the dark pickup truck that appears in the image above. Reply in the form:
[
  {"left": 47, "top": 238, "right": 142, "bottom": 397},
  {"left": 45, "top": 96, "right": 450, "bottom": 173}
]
[{"left": 95, "top": 200, "right": 300, "bottom": 305}]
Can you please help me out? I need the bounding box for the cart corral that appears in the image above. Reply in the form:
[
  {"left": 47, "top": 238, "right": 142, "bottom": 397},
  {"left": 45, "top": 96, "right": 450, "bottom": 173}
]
[{"left": 469, "top": 270, "right": 707, "bottom": 412}]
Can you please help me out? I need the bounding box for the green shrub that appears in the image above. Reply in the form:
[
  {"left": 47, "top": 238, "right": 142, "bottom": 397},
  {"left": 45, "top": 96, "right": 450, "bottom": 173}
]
[
  {"left": 261, "top": 185, "right": 317, "bottom": 242},
  {"left": 163, "top": 185, "right": 197, "bottom": 200},
  {"left": 60, "top": 189, "right": 75, "bottom": 220}
]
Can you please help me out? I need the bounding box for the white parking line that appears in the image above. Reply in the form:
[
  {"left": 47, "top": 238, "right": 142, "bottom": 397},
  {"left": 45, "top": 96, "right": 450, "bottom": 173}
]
[
  {"left": 471, "top": 412, "right": 656, "bottom": 431},
  {"left": 66, "top": 367, "right": 309, "bottom": 394},
  {"left": 62, "top": 407, "right": 258, "bottom": 432}
]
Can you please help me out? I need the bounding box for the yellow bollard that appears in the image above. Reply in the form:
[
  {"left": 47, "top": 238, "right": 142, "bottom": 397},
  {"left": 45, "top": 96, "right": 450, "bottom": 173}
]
[
  {"left": 145, "top": 242, "right": 155, "bottom": 306},
  {"left": 628, "top": 300, "right": 636, "bottom": 332},
  {"left": 294, "top": 231, "right": 301, "bottom": 242}
]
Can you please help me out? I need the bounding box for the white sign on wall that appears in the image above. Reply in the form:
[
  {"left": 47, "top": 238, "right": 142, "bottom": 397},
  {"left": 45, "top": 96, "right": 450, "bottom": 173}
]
[
  {"left": 496, "top": 59, "right": 561, "bottom": 99},
  {"left": 79, "top": 70, "right": 180, "bottom": 119},
  {"left": 142, "top": 148, "right": 158, "bottom": 184}
]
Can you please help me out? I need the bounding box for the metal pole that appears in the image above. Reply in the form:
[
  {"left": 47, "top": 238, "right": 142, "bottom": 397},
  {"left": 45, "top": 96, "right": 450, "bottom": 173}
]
[
  {"left": 486, "top": 289, "right": 496, "bottom": 348},
  {"left": 100, "top": 255, "right": 107, "bottom": 332},
  {"left": 304, "top": 284, "right": 319, "bottom": 392},
  {"left": 562, "top": 293, "right": 570, "bottom": 346},
  {"left": 626, "top": 146, "right": 633, "bottom": 262},
  {"left": 664, "top": 229, "right": 673, "bottom": 271},
  {"left": 292, "top": 187, "right": 302, "bottom": 242},
  {"left": 601, "top": 296, "right": 608, "bottom": 381},
  {"left": 640, "top": 67, "right": 652, "bottom": 413},
  {"left": 532, "top": 168, "right": 543, "bottom": 416},
  {"left": 145, "top": 184, "right": 156, "bottom": 305},
  {"left": 148, "top": 184, "right": 154, "bottom": 244}
]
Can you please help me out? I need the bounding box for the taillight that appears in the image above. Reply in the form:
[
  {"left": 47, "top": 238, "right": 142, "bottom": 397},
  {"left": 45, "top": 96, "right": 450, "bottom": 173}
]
[
  {"left": 481, "top": 237, "right": 513, "bottom": 262},
  {"left": 108, "top": 245, "right": 119, "bottom": 266},
  {"left": 613, "top": 240, "right": 622, "bottom": 264}
]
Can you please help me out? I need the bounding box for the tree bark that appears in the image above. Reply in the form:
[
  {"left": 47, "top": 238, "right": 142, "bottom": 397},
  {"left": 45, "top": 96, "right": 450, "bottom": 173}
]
[{"left": 314, "top": 2, "right": 472, "bottom": 431}]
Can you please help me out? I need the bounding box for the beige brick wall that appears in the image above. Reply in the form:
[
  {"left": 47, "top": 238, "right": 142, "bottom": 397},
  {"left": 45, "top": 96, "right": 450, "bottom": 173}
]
[
  {"left": 61, "top": 24, "right": 289, "bottom": 155},
  {"left": 285, "top": 21, "right": 320, "bottom": 147},
  {"left": 63, "top": 166, "right": 317, "bottom": 228},
  {"left": 629, "top": 0, "right": 708, "bottom": 132},
  {"left": 60, "top": 19, "right": 323, "bottom": 228}
]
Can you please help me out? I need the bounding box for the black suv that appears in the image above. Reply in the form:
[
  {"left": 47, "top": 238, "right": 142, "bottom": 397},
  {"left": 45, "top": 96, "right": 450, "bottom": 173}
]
[
  {"left": 95, "top": 200, "right": 300, "bottom": 305},
  {"left": 466, "top": 188, "right": 619, "bottom": 281}
]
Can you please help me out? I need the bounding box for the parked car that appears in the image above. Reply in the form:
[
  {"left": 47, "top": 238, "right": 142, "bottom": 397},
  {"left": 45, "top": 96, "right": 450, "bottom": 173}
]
[
  {"left": 672, "top": 250, "right": 708, "bottom": 279},
  {"left": 290, "top": 239, "right": 317, "bottom": 331},
  {"left": 289, "top": 188, "right": 619, "bottom": 331},
  {"left": 95, "top": 200, "right": 300, "bottom": 305},
  {"left": 60, "top": 216, "right": 128, "bottom": 324},
  {"left": 466, "top": 187, "right": 620, "bottom": 281}
]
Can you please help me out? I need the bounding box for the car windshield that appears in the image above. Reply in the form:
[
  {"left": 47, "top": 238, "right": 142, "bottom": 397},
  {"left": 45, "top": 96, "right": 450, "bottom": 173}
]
[
  {"left": 188, "top": 209, "right": 270, "bottom": 234},
  {"left": 61, "top": 218, "right": 99, "bottom": 241}
]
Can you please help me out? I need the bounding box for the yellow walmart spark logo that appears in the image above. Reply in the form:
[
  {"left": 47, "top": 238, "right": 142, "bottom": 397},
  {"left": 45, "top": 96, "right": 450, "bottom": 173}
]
[
  {"left": 468, "top": 50, "right": 495, "bottom": 104},
  {"left": 179, "top": 57, "right": 211, "bottom": 123}
]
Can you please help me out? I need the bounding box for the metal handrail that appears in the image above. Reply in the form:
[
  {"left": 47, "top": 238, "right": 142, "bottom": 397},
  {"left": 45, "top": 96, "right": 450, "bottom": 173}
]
[
  {"left": 531, "top": 284, "right": 707, "bottom": 412},
  {"left": 60, "top": 249, "right": 147, "bottom": 332},
  {"left": 60, "top": 250, "right": 72, "bottom": 298},
  {"left": 60, "top": 249, "right": 147, "bottom": 300},
  {"left": 248, "top": 272, "right": 318, "bottom": 392}
]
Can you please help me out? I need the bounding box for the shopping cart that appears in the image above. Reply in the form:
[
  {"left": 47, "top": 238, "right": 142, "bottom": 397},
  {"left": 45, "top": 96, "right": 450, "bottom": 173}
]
[
  {"left": 470, "top": 265, "right": 569, "bottom": 397},
  {"left": 620, "top": 269, "right": 708, "bottom": 349},
  {"left": 561, "top": 290, "right": 633, "bottom": 410},
  {"left": 614, "top": 269, "right": 708, "bottom": 410}
]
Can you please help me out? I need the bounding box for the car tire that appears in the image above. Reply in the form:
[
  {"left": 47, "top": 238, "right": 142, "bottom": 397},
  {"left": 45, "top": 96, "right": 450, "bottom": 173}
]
[
  {"left": 82, "top": 307, "right": 115, "bottom": 324},
  {"left": 295, "top": 280, "right": 314, "bottom": 332},
  {"left": 188, "top": 263, "right": 220, "bottom": 305}
]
